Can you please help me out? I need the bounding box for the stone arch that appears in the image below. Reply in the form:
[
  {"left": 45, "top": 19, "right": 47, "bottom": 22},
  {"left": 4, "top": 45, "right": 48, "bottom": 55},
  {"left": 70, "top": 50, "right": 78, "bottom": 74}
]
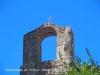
[
  {"left": 37, "top": 26, "right": 58, "bottom": 62},
  {"left": 37, "top": 25, "right": 59, "bottom": 43},
  {"left": 36, "top": 24, "right": 60, "bottom": 63},
  {"left": 22, "top": 24, "right": 74, "bottom": 67},
  {"left": 20, "top": 24, "right": 74, "bottom": 75}
]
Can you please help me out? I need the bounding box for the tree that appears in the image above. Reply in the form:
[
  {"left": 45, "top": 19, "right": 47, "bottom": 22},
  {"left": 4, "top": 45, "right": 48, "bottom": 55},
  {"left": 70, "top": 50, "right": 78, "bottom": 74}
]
[{"left": 59, "top": 48, "right": 100, "bottom": 75}]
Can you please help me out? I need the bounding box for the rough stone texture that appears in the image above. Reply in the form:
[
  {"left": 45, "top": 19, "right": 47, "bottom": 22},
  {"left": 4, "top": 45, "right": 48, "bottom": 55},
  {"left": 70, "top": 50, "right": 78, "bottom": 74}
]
[{"left": 20, "top": 24, "right": 74, "bottom": 75}]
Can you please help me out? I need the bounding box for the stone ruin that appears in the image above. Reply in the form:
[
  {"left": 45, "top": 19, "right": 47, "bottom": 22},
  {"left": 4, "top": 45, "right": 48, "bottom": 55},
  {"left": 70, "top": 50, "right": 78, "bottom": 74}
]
[{"left": 20, "top": 24, "right": 74, "bottom": 75}]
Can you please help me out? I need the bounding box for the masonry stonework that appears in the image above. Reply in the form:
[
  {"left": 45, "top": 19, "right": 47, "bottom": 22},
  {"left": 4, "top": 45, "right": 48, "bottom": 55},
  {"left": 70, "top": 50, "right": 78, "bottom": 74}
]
[{"left": 20, "top": 24, "right": 74, "bottom": 75}]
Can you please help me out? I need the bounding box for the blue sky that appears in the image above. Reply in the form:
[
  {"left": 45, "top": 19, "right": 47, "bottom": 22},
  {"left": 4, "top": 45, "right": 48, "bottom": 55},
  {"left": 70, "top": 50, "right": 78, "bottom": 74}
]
[{"left": 0, "top": 0, "right": 100, "bottom": 75}]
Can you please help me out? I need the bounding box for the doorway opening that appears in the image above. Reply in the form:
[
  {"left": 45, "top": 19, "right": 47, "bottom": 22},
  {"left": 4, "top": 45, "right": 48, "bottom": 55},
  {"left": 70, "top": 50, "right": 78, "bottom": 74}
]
[{"left": 41, "top": 36, "right": 56, "bottom": 62}]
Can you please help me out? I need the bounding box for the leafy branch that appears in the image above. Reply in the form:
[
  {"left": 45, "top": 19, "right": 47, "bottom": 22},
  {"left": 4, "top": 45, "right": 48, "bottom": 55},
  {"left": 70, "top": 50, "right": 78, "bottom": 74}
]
[{"left": 59, "top": 48, "right": 100, "bottom": 75}]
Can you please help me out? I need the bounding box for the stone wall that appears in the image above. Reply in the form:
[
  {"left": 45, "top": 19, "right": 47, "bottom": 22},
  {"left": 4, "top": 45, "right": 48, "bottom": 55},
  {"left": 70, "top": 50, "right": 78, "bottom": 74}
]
[{"left": 20, "top": 24, "right": 74, "bottom": 75}]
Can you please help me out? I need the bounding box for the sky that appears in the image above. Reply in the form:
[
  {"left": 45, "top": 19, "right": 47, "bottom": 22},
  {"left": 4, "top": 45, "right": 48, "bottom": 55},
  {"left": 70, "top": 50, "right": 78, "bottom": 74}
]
[{"left": 0, "top": 0, "right": 100, "bottom": 75}]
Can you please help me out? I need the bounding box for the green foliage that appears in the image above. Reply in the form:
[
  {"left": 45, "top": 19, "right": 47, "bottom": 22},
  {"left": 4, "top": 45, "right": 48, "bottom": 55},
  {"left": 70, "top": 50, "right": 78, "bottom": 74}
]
[{"left": 59, "top": 48, "right": 100, "bottom": 75}]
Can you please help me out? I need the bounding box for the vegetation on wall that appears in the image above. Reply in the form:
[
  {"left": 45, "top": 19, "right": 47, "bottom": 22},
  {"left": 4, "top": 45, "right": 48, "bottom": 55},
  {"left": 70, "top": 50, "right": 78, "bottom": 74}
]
[{"left": 59, "top": 48, "right": 100, "bottom": 75}]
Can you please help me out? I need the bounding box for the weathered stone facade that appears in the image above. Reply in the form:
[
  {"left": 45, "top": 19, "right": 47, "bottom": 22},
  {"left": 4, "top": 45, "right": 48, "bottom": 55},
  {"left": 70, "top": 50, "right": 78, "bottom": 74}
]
[{"left": 20, "top": 24, "right": 74, "bottom": 75}]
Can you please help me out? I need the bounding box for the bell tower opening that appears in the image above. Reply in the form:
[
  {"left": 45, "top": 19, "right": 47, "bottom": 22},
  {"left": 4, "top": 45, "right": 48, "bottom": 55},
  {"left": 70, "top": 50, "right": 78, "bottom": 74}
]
[{"left": 42, "top": 36, "right": 56, "bottom": 62}]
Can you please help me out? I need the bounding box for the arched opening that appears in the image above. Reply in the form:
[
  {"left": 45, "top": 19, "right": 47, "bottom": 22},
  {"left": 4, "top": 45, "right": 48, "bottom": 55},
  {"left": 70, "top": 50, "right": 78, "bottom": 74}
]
[{"left": 42, "top": 36, "right": 56, "bottom": 62}]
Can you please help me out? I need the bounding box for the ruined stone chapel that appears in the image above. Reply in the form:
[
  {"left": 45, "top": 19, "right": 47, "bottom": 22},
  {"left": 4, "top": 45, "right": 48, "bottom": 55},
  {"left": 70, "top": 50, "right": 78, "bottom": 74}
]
[{"left": 20, "top": 20, "right": 74, "bottom": 75}]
